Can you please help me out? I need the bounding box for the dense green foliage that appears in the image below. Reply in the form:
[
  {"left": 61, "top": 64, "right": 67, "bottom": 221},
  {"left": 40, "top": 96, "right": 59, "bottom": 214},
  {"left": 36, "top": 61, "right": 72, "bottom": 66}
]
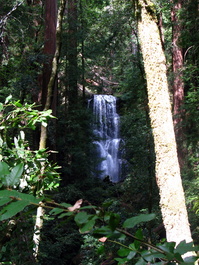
[{"left": 0, "top": 0, "right": 199, "bottom": 264}]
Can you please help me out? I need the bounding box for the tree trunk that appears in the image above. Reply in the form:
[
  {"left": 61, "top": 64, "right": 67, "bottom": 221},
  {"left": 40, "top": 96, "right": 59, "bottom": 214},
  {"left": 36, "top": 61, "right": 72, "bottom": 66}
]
[
  {"left": 171, "top": 0, "right": 185, "bottom": 168},
  {"left": 41, "top": 0, "right": 57, "bottom": 109},
  {"left": 67, "top": 0, "right": 78, "bottom": 107},
  {"left": 33, "top": 0, "right": 66, "bottom": 259},
  {"left": 137, "top": 0, "right": 194, "bottom": 257}
]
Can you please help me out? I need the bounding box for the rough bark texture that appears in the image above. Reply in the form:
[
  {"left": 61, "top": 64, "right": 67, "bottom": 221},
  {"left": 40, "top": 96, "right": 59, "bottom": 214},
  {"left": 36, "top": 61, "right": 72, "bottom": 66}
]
[
  {"left": 171, "top": 0, "right": 185, "bottom": 167},
  {"left": 39, "top": 0, "right": 66, "bottom": 150},
  {"left": 137, "top": 0, "right": 193, "bottom": 247},
  {"left": 67, "top": 0, "right": 78, "bottom": 107},
  {"left": 33, "top": 0, "right": 66, "bottom": 260},
  {"left": 41, "top": 0, "right": 57, "bottom": 108}
]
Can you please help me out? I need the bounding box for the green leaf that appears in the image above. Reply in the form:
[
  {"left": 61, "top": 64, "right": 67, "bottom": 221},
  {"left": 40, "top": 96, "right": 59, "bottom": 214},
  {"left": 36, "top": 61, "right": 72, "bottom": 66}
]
[
  {"left": 135, "top": 228, "right": 143, "bottom": 240},
  {"left": 175, "top": 240, "right": 199, "bottom": 255},
  {"left": 0, "top": 200, "right": 30, "bottom": 221},
  {"left": 93, "top": 226, "right": 113, "bottom": 237},
  {"left": 60, "top": 202, "right": 72, "bottom": 208},
  {"left": 142, "top": 250, "right": 166, "bottom": 262},
  {"left": 134, "top": 229, "right": 143, "bottom": 249},
  {"left": 117, "top": 247, "right": 130, "bottom": 257},
  {"left": 127, "top": 250, "right": 136, "bottom": 260},
  {"left": 58, "top": 212, "right": 74, "bottom": 218},
  {"left": 109, "top": 213, "right": 120, "bottom": 231},
  {"left": 135, "top": 257, "right": 146, "bottom": 265},
  {"left": 0, "top": 161, "right": 9, "bottom": 175},
  {"left": 0, "top": 190, "right": 41, "bottom": 221},
  {"left": 0, "top": 190, "right": 41, "bottom": 205},
  {"left": 0, "top": 103, "right": 3, "bottom": 111},
  {"left": 102, "top": 200, "right": 114, "bottom": 208},
  {"left": 158, "top": 241, "right": 175, "bottom": 254},
  {"left": 0, "top": 197, "right": 12, "bottom": 207},
  {"left": 74, "top": 211, "right": 90, "bottom": 225},
  {"left": 123, "top": 213, "right": 156, "bottom": 229},
  {"left": 114, "top": 257, "right": 129, "bottom": 264},
  {"left": 49, "top": 207, "right": 64, "bottom": 215},
  {"left": 173, "top": 252, "right": 183, "bottom": 262},
  {"left": 79, "top": 219, "right": 95, "bottom": 233},
  {"left": 183, "top": 255, "right": 199, "bottom": 264},
  {"left": 8, "top": 163, "right": 24, "bottom": 187},
  {"left": 14, "top": 101, "right": 22, "bottom": 107}
]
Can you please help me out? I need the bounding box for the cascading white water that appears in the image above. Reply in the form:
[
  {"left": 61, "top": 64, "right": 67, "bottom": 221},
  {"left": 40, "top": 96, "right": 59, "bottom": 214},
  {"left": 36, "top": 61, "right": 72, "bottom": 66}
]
[{"left": 91, "top": 95, "right": 122, "bottom": 183}]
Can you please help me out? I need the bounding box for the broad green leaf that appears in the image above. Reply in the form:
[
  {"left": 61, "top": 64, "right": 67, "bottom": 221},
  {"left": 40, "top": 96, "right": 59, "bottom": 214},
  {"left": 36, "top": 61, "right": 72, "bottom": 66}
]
[
  {"left": 158, "top": 241, "right": 176, "bottom": 254},
  {"left": 173, "top": 252, "right": 183, "bottom": 262},
  {"left": 0, "top": 197, "right": 12, "bottom": 207},
  {"left": 142, "top": 250, "right": 166, "bottom": 262},
  {"left": 49, "top": 207, "right": 64, "bottom": 215},
  {"left": 79, "top": 219, "right": 95, "bottom": 233},
  {"left": 183, "top": 255, "right": 199, "bottom": 264},
  {"left": 93, "top": 226, "right": 113, "bottom": 237},
  {"left": 134, "top": 229, "right": 143, "bottom": 249},
  {"left": 14, "top": 101, "right": 22, "bottom": 107},
  {"left": 165, "top": 251, "right": 175, "bottom": 261},
  {"left": 135, "top": 257, "right": 146, "bottom": 265},
  {"left": 97, "top": 245, "right": 105, "bottom": 255},
  {"left": 0, "top": 103, "right": 3, "bottom": 111},
  {"left": 175, "top": 240, "right": 199, "bottom": 255},
  {"left": 8, "top": 163, "right": 24, "bottom": 187},
  {"left": 60, "top": 202, "right": 72, "bottom": 208},
  {"left": 127, "top": 250, "right": 136, "bottom": 260},
  {"left": 117, "top": 247, "right": 130, "bottom": 257},
  {"left": 0, "top": 161, "right": 9, "bottom": 175},
  {"left": 0, "top": 190, "right": 41, "bottom": 205},
  {"left": 0, "top": 200, "right": 30, "bottom": 221},
  {"left": 0, "top": 190, "right": 41, "bottom": 221},
  {"left": 135, "top": 228, "right": 143, "bottom": 240},
  {"left": 123, "top": 213, "right": 156, "bottom": 229},
  {"left": 114, "top": 257, "right": 129, "bottom": 265},
  {"left": 102, "top": 200, "right": 113, "bottom": 208},
  {"left": 129, "top": 242, "right": 137, "bottom": 251},
  {"left": 109, "top": 213, "right": 120, "bottom": 231},
  {"left": 74, "top": 211, "right": 90, "bottom": 225},
  {"left": 58, "top": 212, "right": 74, "bottom": 218}
]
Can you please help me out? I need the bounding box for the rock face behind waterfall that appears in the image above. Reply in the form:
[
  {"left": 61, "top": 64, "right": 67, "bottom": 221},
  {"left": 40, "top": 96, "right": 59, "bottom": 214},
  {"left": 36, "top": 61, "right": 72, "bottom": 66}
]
[{"left": 90, "top": 95, "right": 123, "bottom": 183}]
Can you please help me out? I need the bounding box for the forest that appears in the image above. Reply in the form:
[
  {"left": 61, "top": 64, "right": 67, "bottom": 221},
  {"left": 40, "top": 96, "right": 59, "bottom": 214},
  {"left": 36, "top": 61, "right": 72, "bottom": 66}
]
[{"left": 0, "top": 0, "right": 199, "bottom": 264}]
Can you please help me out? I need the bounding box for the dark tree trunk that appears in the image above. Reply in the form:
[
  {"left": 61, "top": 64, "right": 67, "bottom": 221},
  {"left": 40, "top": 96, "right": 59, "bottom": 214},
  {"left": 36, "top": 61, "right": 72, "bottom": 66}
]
[
  {"left": 80, "top": 0, "right": 85, "bottom": 100},
  {"left": 67, "top": 0, "right": 78, "bottom": 107},
  {"left": 34, "top": 0, "right": 66, "bottom": 260},
  {"left": 171, "top": 0, "right": 185, "bottom": 167},
  {"left": 41, "top": 0, "right": 57, "bottom": 109}
]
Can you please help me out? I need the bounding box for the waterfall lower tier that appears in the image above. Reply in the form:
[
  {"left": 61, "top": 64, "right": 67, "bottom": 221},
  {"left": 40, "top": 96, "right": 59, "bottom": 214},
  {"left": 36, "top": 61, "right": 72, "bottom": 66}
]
[{"left": 90, "top": 95, "right": 123, "bottom": 183}]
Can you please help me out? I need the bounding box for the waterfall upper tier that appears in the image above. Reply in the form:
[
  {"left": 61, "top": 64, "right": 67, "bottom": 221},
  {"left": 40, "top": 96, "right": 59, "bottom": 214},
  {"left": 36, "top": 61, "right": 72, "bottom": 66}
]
[{"left": 90, "top": 95, "right": 123, "bottom": 183}]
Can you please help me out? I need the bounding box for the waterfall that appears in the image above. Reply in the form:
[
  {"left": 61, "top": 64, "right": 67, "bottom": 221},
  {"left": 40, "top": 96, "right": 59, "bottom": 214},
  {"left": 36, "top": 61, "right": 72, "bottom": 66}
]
[{"left": 90, "top": 95, "right": 122, "bottom": 183}]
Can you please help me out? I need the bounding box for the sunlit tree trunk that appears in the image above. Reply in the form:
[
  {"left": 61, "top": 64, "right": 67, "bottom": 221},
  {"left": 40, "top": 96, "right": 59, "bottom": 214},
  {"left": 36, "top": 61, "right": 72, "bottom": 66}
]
[
  {"left": 137, "top": 0, "right": 194, "bottom": 258},
  {"left": 171, "top": 0, "right": 185, "bottom": 168},
  {"left": 33, "top": 0, "right": 66, "bottom": 259}
]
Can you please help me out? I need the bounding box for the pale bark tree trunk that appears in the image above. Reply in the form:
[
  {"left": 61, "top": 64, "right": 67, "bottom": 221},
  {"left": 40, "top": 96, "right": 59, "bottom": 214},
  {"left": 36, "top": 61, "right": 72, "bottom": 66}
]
[
  {"left": 171, "top": 0, "right": 185, "bottom": 168},
  {"left": 137, "top": 0, "right": 194, "bottom": 259},
  {"left": 33, "top": 0, "right": 66, "bottom": 260}
]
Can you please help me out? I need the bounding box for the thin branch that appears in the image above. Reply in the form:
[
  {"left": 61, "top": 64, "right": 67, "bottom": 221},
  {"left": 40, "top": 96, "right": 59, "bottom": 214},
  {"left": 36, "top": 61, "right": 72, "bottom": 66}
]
[{"left": 0, "top": 1, "right": 25, "bottom": 39}]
